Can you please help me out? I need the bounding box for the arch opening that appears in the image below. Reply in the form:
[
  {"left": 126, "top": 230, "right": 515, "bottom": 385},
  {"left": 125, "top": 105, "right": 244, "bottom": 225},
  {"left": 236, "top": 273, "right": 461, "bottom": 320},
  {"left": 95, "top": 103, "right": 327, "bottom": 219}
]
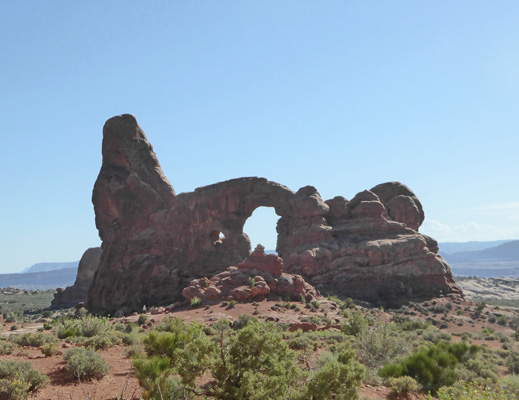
[
  {"left": 209, "top": 230, "right": 225, "bottom": 245},
  {"left": 243, "top": 206, "right": 279, "bottom": 255}
]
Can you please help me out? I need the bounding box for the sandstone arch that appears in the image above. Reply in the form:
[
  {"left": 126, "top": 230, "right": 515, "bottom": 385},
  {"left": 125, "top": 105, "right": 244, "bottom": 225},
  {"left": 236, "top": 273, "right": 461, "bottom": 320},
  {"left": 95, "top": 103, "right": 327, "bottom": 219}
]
[{"left": 85, "top": 114, "right": 461, "bottom": 314}]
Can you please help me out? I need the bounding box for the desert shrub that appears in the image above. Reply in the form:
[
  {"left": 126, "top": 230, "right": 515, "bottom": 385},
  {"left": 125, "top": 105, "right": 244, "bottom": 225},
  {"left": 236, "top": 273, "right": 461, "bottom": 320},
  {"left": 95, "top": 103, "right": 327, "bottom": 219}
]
[
  {"left": 232, "top": 314, "right": 257, "bottom": 330},
  {"left": 10, "top": 325, "right": 19, "bottom": 331},
  {"left": 190, "top": 296, "right": 202, "bottom": 308},
  {"left": 138, "top": 314, "right": 148, "bottom": 325},
  {"left": 64, "top": 347, "right": 110, "bottom": 380},
  {"left": 134, "top": 318, "right": 364, "bottom": 400},
  {"left": 379, "top": 342, "right": 479, "bottom": 394},
  {"left": 0, "top": 340, "right": 16, "bottom": 355},
  {"left": 126, "top": 344, "right": 144, "bottom": 358},
  {"left": 54, "top": 314, "right": 112, "bottom": 339},
  {"left": 431, "top": 304, "right": 447, "bottom": 314},
  {"left": 287, "top": 334, "right": 316, "bottom": 351},
  {"left": 288, "top": 330, "right": 350, "bottom": 354},
  {"left": 392, "top": 315, "right": 429, "bottom": 331},
  {"left": 422, "top": 326, "right": 452, "bottom": 343},
  {"left": 40, "top": 342, "right": 59, "bottom": 357},
  {"left": 82, "top": 331, "right": 122, "bottom": 350},
  {"left": 327, "top": 295, "right": 345, "bottom": 309},
  {"left": 475, "top": 302, "right": 486, "bottom": 315},
  {"left": 304, "top": 347, "right": 365, "bottom": 400},
  {"left": 0, "top": 360, "right": 49, "bottom": 399},
  {"left": 228, "top": 300, "right": 237, "bottom": 308},
  {"left": 506, "top": 343, "right": 519, "bottom": 374},
  {"left": 386, "top": 376, "right": 421, "bottom": 396},
  {"left": 341, "top": 310, "right": 369, "bottom": 337},
  {"left": 436, "top": 380, "right": 517, "bottom": 400},
  {"left": 42, "top": 320, "right": 53, "bottom": 330},
  {"left": 500, "top": 375, "right": 519, "bottom": 398},
  {"left": 210, "top": 319, "right": 304, "bottom": 399},
  {"left": 122, "top": 329, "right": 143, "bottom": 346},
  {"left": 10, "top": 332, "right": 58, "bottom": 348},
  {"left": 5, "top": 312, "right": 18, "bottom": 323},
  {"left": 134, "top": 318, "right": 216, "bottom": 399},
  {"left": 75, "top": 307, "right": 88, "bottom": 318},
  {"left": 356, "top": 322, "right": 410, "bottom": 370},
  {"left": 458, "top": 353, "right": 499, "bottom": 383}
]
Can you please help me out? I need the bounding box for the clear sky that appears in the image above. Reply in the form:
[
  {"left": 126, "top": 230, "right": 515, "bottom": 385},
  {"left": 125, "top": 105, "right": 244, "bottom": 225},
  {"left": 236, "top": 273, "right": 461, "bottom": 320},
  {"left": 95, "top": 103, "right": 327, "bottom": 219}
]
[{"left": 1, "top": 1, "right": 518, "bottom": 274}]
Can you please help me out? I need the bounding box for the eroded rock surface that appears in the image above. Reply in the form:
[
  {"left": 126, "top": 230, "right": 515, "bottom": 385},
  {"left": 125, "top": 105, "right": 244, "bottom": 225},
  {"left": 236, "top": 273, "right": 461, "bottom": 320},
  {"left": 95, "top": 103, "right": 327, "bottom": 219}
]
[
  {"left": 52, "top": 247, "right": 102, "bottom": 308},
  {"left": 86, "top": 114, "right": 462, "bottom": 314},
  {"left": 182, "top": 245, "right": 319, "bottom": 303}
]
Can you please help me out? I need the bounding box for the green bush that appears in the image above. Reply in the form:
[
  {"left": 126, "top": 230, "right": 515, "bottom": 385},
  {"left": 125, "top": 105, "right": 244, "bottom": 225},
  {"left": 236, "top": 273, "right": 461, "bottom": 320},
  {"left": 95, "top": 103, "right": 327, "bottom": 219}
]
[
  {"left": 64, "top": 347, "right": 111, "bottom": 380},
  {"left": 0, "top": 340, "right": 16, "bottom": 355},
  {"left": 0, "top": 360, "right": 49, "bottom": 399},
  {"left": 506, "top": 344, "right": 519, "bottom": 374},
  {"left": 138, "top": 314, "right": 148, "bottom": 325},
  {"left": 436, "top": 380, "right": 517, "bottom": 400},
  {"left": 134, "top": 318, "right": 364, "bottom": 400},
  {"left": 379, "top": 342, "right": 479, "bottom": 394},
  {"left": 40, "top": 342, "right": 59, "bottom": 357},
  {"left": 190, "top": 296, "right": 202, "bottom": 308},
  {"left": 10, "top": 332, "right": 58, "bottom": 348},
  {"left": 82, "top": 331, "right": 122, "bottom": 350},
  {"left": 356, "top": 322, "right": 409, "bottom": 370},
  {"left": 341, "top": 310, "right": 368, "bottom": 337},
  {"left": 232, "top": 314, "right": 258, "bottom": 330},
  {"left": 54, "top": 314, "right": 112, "bottom": 339},
  {"left": 387, "top": 376, "right": 421, "bottom": 396},
  {"left": 304, "top": 348, "right": 365, "bottom": 400},
  {"left": 422, "top": 326, "right": 452, "bottom": 343}
]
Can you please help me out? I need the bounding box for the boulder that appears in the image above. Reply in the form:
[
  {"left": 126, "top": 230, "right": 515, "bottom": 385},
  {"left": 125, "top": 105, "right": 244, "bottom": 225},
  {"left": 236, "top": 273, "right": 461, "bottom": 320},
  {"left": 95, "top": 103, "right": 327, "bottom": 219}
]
[
  {"left": 181, "top": 245, "right": 319, "bottom": 303},
  {"left": 51, "top": 247, "right": 102, "bottom": 308}
]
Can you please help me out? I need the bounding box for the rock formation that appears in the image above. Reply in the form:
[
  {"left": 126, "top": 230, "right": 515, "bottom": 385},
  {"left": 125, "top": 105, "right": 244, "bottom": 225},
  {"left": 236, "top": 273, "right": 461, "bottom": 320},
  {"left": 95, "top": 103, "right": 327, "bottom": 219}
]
[
  {"left": 52, "top": 247, "right": 102, "bottom": 308},
  {"left": 86, "top": 114, "right": 462, "bottom": 314},
  {"left": 182, "top": 245, "right": 319, "bottom": 303}
]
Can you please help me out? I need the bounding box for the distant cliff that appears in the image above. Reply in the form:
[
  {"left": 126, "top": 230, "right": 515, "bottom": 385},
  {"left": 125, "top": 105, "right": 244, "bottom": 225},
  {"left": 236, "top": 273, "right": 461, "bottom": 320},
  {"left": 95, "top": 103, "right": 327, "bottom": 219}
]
[
  {"left": 23, "top": 261, "right": 79, "bottom": 273},
  {"left": 443, "top": 240, "right": 519, "bottom": 263}
]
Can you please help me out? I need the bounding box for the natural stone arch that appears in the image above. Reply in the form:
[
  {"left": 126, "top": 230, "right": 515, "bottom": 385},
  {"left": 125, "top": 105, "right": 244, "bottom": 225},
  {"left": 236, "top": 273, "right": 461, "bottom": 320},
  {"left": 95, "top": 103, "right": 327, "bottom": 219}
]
[
  {"left": 242, "top": 205, "right": 279, "bottom": 254},
  {"left": 84, "top": 114, "right": 462, "bottom": 315}
]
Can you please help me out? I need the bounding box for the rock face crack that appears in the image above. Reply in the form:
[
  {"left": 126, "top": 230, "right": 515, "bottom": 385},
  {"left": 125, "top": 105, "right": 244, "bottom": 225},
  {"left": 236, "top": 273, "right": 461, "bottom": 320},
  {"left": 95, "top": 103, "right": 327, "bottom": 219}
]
[{"left": 81, "top": 114, "right": 461, "bottom": 314}]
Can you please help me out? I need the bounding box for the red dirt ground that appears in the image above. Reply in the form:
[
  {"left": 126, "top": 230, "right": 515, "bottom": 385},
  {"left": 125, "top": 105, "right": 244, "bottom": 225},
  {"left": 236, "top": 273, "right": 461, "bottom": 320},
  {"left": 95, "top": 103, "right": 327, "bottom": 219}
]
[{"left": 0, "top": 297, "right": 515, "bottom": 400}]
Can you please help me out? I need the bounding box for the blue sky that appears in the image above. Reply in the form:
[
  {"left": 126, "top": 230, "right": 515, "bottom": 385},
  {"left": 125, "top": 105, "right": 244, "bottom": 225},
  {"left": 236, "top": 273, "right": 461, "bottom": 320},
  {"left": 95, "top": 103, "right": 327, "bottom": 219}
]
[{"left": 1, "top": 1, "right": 518, "bottom": 273}]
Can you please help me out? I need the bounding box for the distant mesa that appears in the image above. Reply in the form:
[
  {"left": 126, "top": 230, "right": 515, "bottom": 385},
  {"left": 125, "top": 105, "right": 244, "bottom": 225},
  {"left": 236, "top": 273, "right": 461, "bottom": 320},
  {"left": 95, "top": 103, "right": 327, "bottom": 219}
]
[
  {"left": 23, "top": 261, "right": 78, "bottom": 274},
  {"left": 442, "top": 240, "right": 519, "bottom": 264},
  {"left": 56, "top": 114, "right": 462, "bottom": 314},
  {"left": 440, "top": 240, "right": 519, "bottom": 278}
]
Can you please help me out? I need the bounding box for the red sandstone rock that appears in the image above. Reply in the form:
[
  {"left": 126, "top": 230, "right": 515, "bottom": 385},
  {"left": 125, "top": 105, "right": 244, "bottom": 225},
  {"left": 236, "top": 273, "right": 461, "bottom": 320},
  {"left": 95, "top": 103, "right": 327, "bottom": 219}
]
[
  {"left": 51, "top": 247, "right": 102, "bottom": 308},
  {"left": 85, "top": 114, "right": 462, "bottom": 315},
  {"left": 182, "top": 245, "right": 318, "bottom": 303}
]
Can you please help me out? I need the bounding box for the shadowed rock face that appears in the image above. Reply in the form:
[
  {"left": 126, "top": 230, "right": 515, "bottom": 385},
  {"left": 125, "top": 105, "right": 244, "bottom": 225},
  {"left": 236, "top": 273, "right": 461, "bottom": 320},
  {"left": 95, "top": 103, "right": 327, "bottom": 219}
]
[
  {"left": 86, "top": 114, "right": 462, "bottom": 314},
  {"left": 52, "top": 247, "right": 102, "bottom": 308}
]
